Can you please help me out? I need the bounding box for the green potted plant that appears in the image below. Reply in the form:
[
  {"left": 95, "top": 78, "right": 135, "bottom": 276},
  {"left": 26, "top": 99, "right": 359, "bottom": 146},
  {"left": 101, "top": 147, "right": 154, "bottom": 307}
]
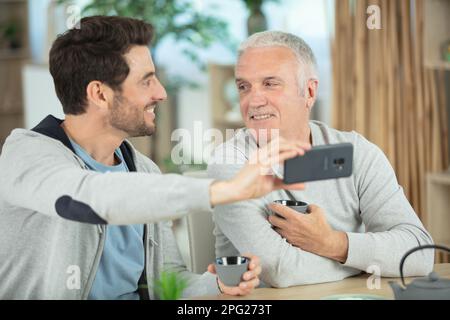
[
  {"left": 1, "top": 21, "right": 21, "bottom": 50},
  {"left": 57, "top": 0, "right": 233, "bottom": 78},
  {"left": 153, "top": 269, "right": 189, "bottom": 300}
]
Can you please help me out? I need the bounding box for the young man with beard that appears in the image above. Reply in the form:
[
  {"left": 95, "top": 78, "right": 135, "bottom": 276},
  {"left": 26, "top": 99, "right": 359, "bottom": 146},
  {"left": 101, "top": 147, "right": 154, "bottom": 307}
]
[{"left": 0, "top": 17, "right": 309, "bottom": 299}]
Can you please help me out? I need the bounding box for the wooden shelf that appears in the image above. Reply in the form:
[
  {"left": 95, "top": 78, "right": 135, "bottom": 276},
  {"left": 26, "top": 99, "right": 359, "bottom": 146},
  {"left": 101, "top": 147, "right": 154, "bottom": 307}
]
[
  {"left": 215, "top": 118, "right": 244, "bottom": 127},
  {"left": 0, "top": 109, "right": 22, "bottom": 116},
  {"left": 208, "top": 63, "right": 242, "bottom": 139},
  {"left": 425, "top": 61, "right": 450, "bottom": 71},
  {"left": 427, "top": 171, "right": 450, "bottom": 184},
  {"left": 0, "top": 0, "right": 28, "bottom": 147},
  {"left": 426, "top": 171, "right": 450, "bottom": 262},
  {"left": 424, "top": 0, "right": 450, "bottom": 69},
  {"left": 0, "top": 1, "right": 27, "bottom": 3},
  {"left": 0, "top": 48, "right": 29, "bottom": 61}
]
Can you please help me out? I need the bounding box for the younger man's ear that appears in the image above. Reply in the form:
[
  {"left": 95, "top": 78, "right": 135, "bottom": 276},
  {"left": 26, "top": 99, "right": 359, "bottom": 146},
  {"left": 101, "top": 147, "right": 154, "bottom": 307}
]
[{"left": 85, "top": 81, "right": 113, "bottom": 110}]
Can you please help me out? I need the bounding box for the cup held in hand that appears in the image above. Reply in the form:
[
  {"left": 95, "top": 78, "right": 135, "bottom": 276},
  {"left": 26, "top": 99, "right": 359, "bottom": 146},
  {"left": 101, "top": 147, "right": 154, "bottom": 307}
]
[
  {"left": 215, "top": 256, "right": 249, "bottom": 287},
  {"left": 273, "top": 200, "right": 309, "bottom": 215}
]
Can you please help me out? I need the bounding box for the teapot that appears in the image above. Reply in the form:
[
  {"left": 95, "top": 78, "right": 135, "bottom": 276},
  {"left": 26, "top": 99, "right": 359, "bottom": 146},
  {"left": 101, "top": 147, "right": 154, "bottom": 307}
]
[{"left": 389, "top": 244, "right": 450, "bottom": 300}]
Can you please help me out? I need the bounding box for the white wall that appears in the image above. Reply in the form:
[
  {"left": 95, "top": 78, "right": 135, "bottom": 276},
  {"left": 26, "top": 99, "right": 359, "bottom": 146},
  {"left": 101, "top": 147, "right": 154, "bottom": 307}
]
[{"left": 22, "top": 64, "right": 63, "bottom": 129}]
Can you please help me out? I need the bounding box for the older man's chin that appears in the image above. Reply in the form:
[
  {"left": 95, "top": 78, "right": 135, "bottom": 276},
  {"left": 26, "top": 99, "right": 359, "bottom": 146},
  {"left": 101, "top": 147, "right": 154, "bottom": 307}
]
[{"left": 246, "top": 128, "right": 283, "bottom": 145}]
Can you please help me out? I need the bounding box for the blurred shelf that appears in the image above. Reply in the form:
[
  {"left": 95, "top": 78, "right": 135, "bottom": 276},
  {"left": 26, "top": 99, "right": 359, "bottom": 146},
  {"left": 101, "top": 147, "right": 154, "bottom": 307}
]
[
  {"left": 427, "top": 171, "right": 450, "bottom": 184},
  {"left": 0, "top": 1, "right": 28, "bottom": 3},
  {"left": 424, "top": 0, "right": 450, "bottom": 70},
  {"left": 425, "top": 61, "right": 450, "bottom": 71},
  {"left": 0, "top": 109, "right": 22, "bottom": 116},
  {"left": 0, "top": 0, "right": 28, "bottom": 147},
  {"left": 209, "top": 63, "right": 240, "bottom": 138},
  {"left": 215, "top": 118, "right": 245, "bottom": 128},
  {"left": 0, "top": 48, "right": 29, "bottom": 60},
  {"left": 426, "top": 171, "right": 450, "bottom": 263}
]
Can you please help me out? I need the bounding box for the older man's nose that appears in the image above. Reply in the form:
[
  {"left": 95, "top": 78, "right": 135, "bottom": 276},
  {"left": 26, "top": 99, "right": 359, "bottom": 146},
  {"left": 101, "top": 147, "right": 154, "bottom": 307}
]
[{"left": 248, "top": 90, "right": 268, "bottom": 108}]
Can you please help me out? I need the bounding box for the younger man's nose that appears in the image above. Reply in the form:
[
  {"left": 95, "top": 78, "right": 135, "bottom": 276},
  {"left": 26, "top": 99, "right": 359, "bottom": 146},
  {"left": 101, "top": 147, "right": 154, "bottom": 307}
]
[{"left": 153, "top": 77, "right": 167, "bottom": 102}]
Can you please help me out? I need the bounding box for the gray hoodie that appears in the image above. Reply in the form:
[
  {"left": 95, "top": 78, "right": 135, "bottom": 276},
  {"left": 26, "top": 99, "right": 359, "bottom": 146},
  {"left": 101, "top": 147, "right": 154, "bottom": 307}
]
[{"left": 0, "top": 115, "right": 219, "bottom": 299}]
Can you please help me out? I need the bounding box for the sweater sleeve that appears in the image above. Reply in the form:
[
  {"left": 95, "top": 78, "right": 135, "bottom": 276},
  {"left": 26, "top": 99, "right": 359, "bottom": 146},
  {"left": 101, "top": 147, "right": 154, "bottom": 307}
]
[
  {"left": 0, "top": 131, "right": 213, "bottom": 225},
  {"left": 342, "top": 134, "right": 434, "bottom": 277}
]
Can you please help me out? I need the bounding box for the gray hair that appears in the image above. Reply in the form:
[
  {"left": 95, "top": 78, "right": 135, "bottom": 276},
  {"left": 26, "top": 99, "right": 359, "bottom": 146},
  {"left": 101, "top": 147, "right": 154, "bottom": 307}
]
[{"left": 238, "top": 31, "right": 318, "bottom": 93}]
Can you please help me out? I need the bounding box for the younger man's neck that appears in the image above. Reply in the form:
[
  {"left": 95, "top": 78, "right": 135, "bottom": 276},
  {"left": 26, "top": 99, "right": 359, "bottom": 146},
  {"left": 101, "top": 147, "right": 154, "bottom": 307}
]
[{"left": 62, "top": 114, "right": 124, "bottom": 166}]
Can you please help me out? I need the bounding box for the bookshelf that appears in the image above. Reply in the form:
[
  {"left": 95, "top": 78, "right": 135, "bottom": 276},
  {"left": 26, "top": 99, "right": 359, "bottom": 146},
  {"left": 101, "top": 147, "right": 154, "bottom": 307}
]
[
  {"left": 0, "top": 0, "right": 29, "bottom": 149},
  {"left": 208, "top": 63, "right": 244, "bottom": 142},
  {"left": 424, "top": 0, "right": 450, "bottom": 70},
  {"left": 426, "top": 172, "right": 450, "bottom": 263}
]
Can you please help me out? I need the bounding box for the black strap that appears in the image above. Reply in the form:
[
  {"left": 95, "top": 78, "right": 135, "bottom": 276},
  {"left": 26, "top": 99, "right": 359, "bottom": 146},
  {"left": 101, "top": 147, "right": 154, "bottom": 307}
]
[
  {"left": 120, "top": 142, "right": 137, "bottom": 172},
  {"left": 138, "top": 225, "right": 150, "bottom": 300}
]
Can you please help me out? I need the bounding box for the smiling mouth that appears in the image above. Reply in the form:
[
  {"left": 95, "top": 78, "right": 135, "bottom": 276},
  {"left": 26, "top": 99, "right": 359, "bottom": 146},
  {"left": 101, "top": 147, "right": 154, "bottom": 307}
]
[
  {"left": 145, "top": 105, "right": 156, "bottom": 114},
  {"left": 250, "top": 113, "right": 275, "bottom": 120}
]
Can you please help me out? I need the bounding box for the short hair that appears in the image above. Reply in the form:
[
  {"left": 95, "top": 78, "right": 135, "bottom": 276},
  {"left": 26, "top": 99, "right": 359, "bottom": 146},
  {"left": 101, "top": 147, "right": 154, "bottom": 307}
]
[
  {"left": 238, "top": 31, "right": 318, "bottom": 92},
  {"left": 49, "top": 15, "right": 154, "bottom": 115}
]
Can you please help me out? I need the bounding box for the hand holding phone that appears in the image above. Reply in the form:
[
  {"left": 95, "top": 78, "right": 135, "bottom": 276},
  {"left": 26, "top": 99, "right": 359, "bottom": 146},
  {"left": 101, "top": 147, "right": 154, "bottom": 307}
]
[{"left": 283, "top": 143, "right": 353, "bottom": 184}]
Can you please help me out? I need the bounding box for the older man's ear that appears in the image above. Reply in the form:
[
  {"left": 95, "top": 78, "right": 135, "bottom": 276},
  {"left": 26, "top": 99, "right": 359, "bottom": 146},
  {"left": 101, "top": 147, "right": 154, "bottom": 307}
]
[{"left": 305, "top": 79, "right": 319, "bottom": 110}]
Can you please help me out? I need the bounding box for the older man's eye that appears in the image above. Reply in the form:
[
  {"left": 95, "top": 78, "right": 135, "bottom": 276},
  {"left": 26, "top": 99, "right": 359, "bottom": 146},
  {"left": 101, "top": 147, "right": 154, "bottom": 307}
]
[
  {"left": 237, "top": 84, "right": 248, "bottom": 92},
  {"left": 265, "top": 81, "right": 278, "bottom": 87}
]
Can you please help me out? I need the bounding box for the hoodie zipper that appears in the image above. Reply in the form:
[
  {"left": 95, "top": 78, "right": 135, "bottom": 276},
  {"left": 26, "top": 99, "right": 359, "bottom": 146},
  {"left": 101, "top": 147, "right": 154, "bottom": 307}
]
[{"left": 82, "top": 224, "right": 105, "bottom": 299}]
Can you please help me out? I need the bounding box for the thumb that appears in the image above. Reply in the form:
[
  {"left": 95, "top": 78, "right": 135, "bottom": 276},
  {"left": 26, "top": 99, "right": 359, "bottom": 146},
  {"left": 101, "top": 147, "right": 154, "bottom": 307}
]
[
  {"left": 207, "top": 264, "right": 217, "bottom": 275},
  {"left": 307, "top": 204, "right": 320, "bottom": 214}
]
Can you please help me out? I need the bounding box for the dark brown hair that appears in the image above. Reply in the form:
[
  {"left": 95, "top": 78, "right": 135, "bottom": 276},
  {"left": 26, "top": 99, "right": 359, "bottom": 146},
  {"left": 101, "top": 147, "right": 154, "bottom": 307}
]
[{"left": 49, "top": 16, "right": 153, "bottom": 115}]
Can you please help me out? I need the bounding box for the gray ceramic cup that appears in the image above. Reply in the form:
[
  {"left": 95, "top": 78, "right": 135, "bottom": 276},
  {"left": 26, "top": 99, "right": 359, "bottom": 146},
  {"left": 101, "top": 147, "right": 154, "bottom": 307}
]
[
  {"left": 272, "top": 200, "right": 309, "bottom": 215},
  {"left": 215, "top": 256, "right": 249, "bottom": 287}
]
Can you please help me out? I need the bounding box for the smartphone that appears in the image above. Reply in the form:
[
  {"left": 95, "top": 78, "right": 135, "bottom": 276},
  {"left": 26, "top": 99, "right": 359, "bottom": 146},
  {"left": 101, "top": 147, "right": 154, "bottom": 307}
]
[{"left": 283, "top": 143, "right": 353, "bottom": 184}]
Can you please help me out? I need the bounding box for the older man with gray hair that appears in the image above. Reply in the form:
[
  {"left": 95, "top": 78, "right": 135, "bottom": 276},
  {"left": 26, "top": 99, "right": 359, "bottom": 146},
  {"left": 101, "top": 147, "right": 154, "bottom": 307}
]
[{"left": 207, "top": 31, "right": 434, "bottom": 288}]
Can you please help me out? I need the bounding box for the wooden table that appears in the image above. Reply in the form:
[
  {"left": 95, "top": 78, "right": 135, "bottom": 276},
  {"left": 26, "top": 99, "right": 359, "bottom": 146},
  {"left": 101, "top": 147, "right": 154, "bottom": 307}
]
[{"left": 195, "top": 263, "right": 450, "bottom": 300}]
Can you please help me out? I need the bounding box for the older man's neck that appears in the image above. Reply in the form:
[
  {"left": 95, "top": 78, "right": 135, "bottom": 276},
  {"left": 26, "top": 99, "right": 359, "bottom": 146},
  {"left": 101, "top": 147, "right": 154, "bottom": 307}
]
[
  {"left": 283, "top": 126, "right": 312, "bottom": 145},
  {"left": 62, "top": 114, "right": 125, "bottom": 166}
]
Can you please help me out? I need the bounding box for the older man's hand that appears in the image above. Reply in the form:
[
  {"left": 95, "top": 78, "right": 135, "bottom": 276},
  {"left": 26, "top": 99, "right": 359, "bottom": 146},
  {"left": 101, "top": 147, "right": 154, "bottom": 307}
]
[
  {"left": 207, "top": 254, "right": 261, "bottom": 296},
  {"left": 268, "top": 204, "right": 349, "bottom": 263}
]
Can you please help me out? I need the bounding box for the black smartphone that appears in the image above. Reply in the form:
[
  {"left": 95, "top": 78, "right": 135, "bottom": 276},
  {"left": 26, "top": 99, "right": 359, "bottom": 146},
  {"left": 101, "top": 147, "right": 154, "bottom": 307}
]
[{"left": 283, "top": 143, "right": 353, "bottom": 184}]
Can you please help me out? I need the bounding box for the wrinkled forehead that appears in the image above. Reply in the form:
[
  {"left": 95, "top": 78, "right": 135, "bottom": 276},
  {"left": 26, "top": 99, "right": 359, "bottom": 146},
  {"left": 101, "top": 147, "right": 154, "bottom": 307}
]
[{"left": 235, "top": 46, "right": 299, "bottom": 80}]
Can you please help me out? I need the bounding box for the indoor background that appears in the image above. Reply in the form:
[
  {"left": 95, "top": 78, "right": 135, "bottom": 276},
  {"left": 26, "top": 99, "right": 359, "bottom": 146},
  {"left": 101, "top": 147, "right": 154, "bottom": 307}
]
[{"left": 0, "top": 0, "right": 449, "bottom": 269}]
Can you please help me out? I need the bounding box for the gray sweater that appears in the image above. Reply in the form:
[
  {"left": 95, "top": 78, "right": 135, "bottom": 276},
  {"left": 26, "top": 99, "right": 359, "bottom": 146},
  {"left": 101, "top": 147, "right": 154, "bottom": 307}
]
[
  {"left": 0, "top": 117, "right": 219, "bottom": 299},
  {"left": 207, "top": 121, "right": 434, "bottom": 288}
]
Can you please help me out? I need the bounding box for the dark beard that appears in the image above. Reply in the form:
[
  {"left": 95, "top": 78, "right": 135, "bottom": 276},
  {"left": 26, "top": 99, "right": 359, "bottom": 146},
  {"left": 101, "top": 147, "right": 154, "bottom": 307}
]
[{"left": 109, "top": 93, "right": 155, "bottom": 137}]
